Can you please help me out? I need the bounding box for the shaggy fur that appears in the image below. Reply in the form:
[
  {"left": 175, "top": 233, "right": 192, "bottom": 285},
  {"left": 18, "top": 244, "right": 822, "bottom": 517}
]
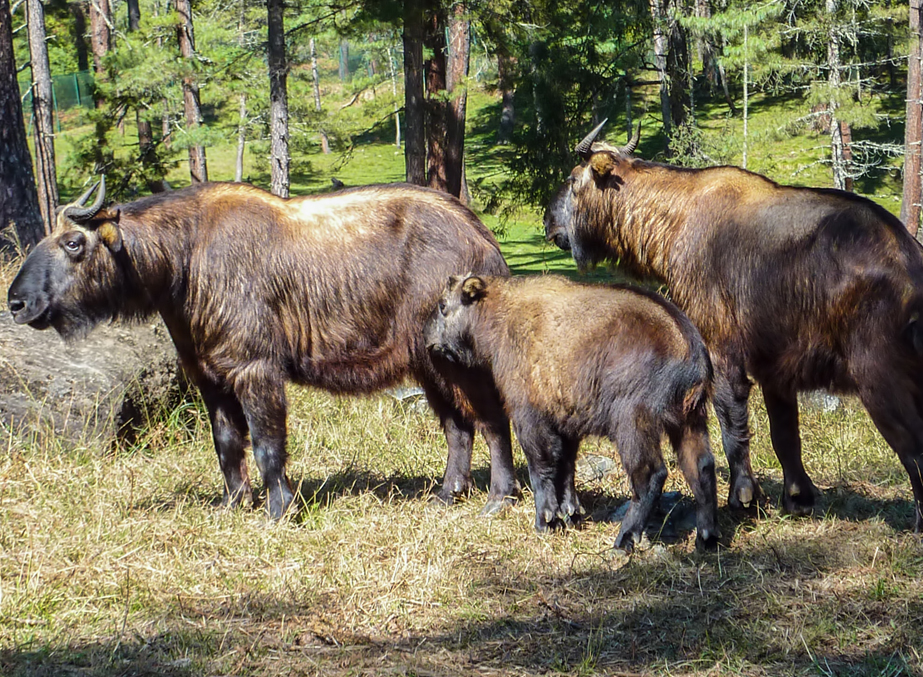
[
  {"left": 8, "top": 181, "right": 519, "bottom": 518},
  {"left": 545, "top": 139, "right": 923, "bottom": 532},
  {"left": 424, "top": 274, "right": 719, "bottom": 551}
]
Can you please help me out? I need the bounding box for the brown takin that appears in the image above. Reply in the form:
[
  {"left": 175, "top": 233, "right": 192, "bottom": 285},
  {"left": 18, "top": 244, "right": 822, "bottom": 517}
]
[
  {"left": 423, "top": 273, "right": 719, "bottom": 551},
  {"left": 7, "top": 178, "right": 520, "bottom": 519},
  {"left": 545, "top": 120, "right": 923, "bottom": 532}
]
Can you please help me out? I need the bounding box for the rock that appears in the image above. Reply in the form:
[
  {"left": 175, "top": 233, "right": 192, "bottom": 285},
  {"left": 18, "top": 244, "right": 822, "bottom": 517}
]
[
  {"left": 799, "top": 390, "right": 841, "bottom": 413},
  {"left": 0, "top": 311, "right": 187, "bottom": 449}
]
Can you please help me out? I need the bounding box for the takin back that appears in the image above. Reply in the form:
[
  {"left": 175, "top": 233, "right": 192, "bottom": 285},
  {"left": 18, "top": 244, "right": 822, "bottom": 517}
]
[
  {"left": 423, "top": 273, "right": 719, "bottom": 552},
  {"left": 7, "top": 179, "right": 520, "bottom": 519},
  {"left": 545, "top": 121, "right": 923, "bottom": 532}
]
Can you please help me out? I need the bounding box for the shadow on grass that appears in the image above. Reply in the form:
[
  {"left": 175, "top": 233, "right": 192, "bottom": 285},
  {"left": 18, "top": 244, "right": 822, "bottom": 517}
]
[{"left": 3, "top": 536, "right": 920, "bottom": 676}]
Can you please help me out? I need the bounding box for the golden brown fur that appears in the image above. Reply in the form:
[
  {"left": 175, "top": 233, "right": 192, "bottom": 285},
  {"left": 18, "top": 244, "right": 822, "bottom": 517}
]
[
  {"left": 9, "top": 181, "right": 520, "bottom": 519},
  {"left": 546, "top": 142, "right": 923, "bottom": 531},
  {"left": 424, "top": 274, "right": 718, "bottom": 550}
]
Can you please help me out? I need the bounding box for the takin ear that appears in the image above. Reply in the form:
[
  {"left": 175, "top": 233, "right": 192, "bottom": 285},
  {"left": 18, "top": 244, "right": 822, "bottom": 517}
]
[
  {"left": 589, "top": 152, "right": 618, "bottom": 178},
  {"left": 94, "top": 209, "right": 123, "bottom": 253},
  {"left": 460, "top": 276, "right": 487, "bottom": 305}
]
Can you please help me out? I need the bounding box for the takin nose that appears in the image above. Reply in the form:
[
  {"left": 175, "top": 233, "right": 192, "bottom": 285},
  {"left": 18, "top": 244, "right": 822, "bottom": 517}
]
[{"left": 7, "top": 285, "right": 48, "bottom": 326}]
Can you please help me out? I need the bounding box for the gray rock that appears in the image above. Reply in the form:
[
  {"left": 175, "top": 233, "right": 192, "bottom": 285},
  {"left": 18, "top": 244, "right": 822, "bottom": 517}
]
[
  {"left": 0, "top": 311, "right": 187, "bottom": 448},
  {"left": 799, "top": 390, "right": 841, "bottom": 413}
]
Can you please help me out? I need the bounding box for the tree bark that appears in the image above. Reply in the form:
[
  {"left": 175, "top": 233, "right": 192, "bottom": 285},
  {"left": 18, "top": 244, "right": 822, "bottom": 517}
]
[
  {"left": 424, "top": 3, "right": 448, "bottom": 193},
  {"left": 88, "top": 0, "right": 110, "bottom": 108},
  {"left": 69, "top": 2, "right": 89, "bottom": 72},
  {"left": 175, "top": 0, "right": 208, "bottom": 184},
  {"left": 497, "top": 48, "right": 514, "bottom": 144},
  {"left": 403, "top": 0, "right": 426, "bottom": 185},
  {"left": 827, "top": 0, "right": 848, "bottom": 191},
  {"left": 26, "top": 0, "right": 58, "bottom": 235},
  {"left": 666, "top": 15, "right": 690, "bottom": 134},
  {"left": 311, "top": 37, "right": 329, "bottom": 154},
  {"left": 267, "top": 0, "right": 289, "bottom": 197},
  {"left": 445, "top": 2, "right": 470, "bottom": 202},
  {"left": 903, "top": 0, "right": 923, "bottom": 234},
  {"left": 649, "top": 0, "right": 671, "bottom": 141},
  {"left": 388, "top": 43, "right": 401, "bottom": 149},
  {"left": 126, "top": 0, "right": 159, "bottom": 191},
  {"left": 0, "top": 0, "right": 43, "bottom": 250},
  {"left": 338, "top": 38, "right": 349, "bottom": 81}
]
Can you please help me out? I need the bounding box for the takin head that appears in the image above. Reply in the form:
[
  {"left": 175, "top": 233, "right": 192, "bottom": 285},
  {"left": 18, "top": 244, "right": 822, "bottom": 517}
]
[
  {"left": 543, "top": 119, "right": 639, "bottom": 269},
  {"left": 423, "top": 274, "right": 489, "bottom": 369},
  {"left": 7, "top": 177, "right": 127, "bottom": 340}
]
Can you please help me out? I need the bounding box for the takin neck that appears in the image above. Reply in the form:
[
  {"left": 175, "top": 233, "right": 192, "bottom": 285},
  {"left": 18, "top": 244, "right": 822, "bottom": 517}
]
[{"left": 580, "top": 163, "right": 743, "bottom": 282}]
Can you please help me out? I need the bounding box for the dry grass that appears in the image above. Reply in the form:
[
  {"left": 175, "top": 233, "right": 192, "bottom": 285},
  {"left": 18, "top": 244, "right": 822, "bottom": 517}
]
[
  {"left": 2, "top": 249, "right": 922, "bottom": 677},
  {"left": 1, "top": 378, "right": 922, "bottom": 677}
]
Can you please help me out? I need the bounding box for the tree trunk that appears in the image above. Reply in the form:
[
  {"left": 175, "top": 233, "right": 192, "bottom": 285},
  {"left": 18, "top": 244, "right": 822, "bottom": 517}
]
[
  {"left": 69, "top": 2, "right": 89, "bottom": 72},
  {"left": 311, "top": 37, "right": 329, "bottom": 154},
  {"left": 89, "top": 0, "right": 110, "bottom": 108},
  {"left": 338, "top": 38, "right": 349, "bottom": 81},
  {"left": 175, "top": 0, "right": 208, "bottom": 184},
  {"left": 267, "top": 0, "right": 289, "bottom": 197},
  {"left": 0, "top": 0, "right": 43, "bottom": 250},
  {"left": 424, "top": 3, "right": 448, "bottom": 193},
  {"left": 403, "top": 0, "right": 426, "bottom": 185},
  {"left": 445, "top": 2, "right": 469, "bottom": 201},
  {"left": 650, "top": 0, "right": 671, "bottom": 141},
  {"left": 235, "top": 93, "right": 246, "bottom": 182},
  {"left": 126, "top": 0, "right": 159, "bottom": 191},
  {"left": 26, "top": 0, "right": 57, "bottom": 235},
  {"left": 388, "top": 44, "right": 401, "bottom": 149},
  {"left": 827, "top": 0, "right": 848, "bottom": 191},
  {"left": 903, "top": 0, "right": 923, "bottom": 234},
  {"left": 666, "top": 15, "right": 690, "bottom": 134},
  {"left": 497, "top": 48, "right": 514, "bottom": 144},
  {"left": 743, "top": 23, "right": 749, "bottom": 169}
]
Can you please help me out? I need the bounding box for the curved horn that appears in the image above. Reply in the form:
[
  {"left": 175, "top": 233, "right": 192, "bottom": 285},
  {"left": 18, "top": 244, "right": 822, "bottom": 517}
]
[
  {"left": 575, "top": 118, "right": 608, "bottom": 159},
  {"left": 621, "top": 120, "right": 642, "bottom": 154},
  {"left": 64, "top": 176, "right": 107, "bottom": 222}
]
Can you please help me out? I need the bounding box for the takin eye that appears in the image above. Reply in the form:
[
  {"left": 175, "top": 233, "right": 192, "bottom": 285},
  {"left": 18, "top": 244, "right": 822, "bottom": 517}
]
[
  {"left": 438, "top": 299, "right": 447, "bottom": 316},
  {"left": 62, "top": 231, "right": 86, "bottom": 257}
]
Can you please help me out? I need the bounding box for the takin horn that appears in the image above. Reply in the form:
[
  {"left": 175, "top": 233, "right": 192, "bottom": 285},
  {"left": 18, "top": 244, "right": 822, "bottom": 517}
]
[
  {"left": 621, "top": 120, "right": 642, "bottom": 155},
  {"left": 575, "top": 118, "right": 608, "bottom": 160},
  {"left": 63, "top": 176, "right": 107, "bottom": 223}
]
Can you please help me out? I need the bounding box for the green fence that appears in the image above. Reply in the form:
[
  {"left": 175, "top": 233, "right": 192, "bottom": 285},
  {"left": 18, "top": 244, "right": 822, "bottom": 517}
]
[{"left": 18, "top": 70, "right": 95, "bottom": 128}]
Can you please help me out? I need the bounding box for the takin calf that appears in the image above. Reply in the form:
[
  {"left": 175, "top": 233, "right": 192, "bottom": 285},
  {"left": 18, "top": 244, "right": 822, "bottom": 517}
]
[
  {"left": 545, "top": 121, "right": 923, "bottom": 531},
  {"left": 8, "top": 178, "right": 520, "bottom": 519},
  {"left": 423, "top": 274, "right": 719, "bottom": 551}
]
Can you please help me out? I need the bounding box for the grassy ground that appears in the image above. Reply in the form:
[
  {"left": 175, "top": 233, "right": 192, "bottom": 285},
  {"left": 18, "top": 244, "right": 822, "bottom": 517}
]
[{"left": 3, "top": 89, "right": 922, "bottom": 676}]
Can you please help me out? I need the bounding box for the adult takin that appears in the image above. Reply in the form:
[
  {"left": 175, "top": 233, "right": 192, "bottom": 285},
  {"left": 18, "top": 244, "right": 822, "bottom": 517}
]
[
  {"left": 545, "top": 120, "right": 923, "bottom": 532},
  {"left": 423, "top": 274, "right": 720, "bottom": 551},
  {"left": 8, "top": 178, "right": 520, "bottom": 519}
]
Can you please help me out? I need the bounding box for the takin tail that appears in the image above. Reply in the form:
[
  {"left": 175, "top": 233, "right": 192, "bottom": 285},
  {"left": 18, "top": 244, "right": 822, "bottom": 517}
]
[{"left": 682, "top": 334, "right": 714, "bottom": 419}]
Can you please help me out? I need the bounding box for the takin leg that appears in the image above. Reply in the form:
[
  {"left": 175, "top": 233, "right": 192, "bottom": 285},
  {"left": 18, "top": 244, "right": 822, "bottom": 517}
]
[
  {"left": 667, "top": 415, "right": 720, "bottom": 551},
  {"left": 198, "top": 380, "right": 252, "bottom": 508},
  {"left": 856, "top": 380, "right": 923, "bottom": 533},
  {"left": 712, "top": 355, "right": 761, "bottom": 510},
  {"left": 514, "top": 412, "right": 582, "bottom": 531},
  {"left": 423, "top": 366, "right": 520, "bottom": 513},
  {"left": 477, "top": 412, "right": 520, "bottom": 516},
  {"left": 232, "top": 361, "right": 295, "bottom": 520},
  {"left": 762, "top": 386, "right": 817, "bottom": 516},
  {"left": 611, "top": 415, "right": 668, "bottom": 552}
]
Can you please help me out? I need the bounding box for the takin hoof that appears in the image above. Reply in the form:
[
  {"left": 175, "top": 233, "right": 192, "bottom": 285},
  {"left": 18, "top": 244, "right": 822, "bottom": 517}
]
[
  {"left": 781, "top": 480, "right": 817, "bottom": 516},
  {"left": 433, "top": 478, "right": 474, "bottom": 507},
  {"left": 480, "top": 494, "right": 518, "bottom": 517},
  {"left": 727, "top": 475, "right": 761, "bottom": 511},
  {"left": 695, "top": 528, "right": 721, "bottom": 553},
  {"left": 613, "top": 528, "right": 642, "bottom": 554}
]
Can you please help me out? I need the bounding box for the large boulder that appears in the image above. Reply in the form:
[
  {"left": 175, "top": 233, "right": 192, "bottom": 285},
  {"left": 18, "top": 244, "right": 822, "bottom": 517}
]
[{"left": 0, "top": 312, "right": 186, "bottom": 448}]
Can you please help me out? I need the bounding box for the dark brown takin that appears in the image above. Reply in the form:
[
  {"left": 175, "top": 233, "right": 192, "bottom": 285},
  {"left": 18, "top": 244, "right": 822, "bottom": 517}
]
[
  {"left": 545, "top": 120, "right": 923, "bottom": 532},
  {"left": 423, "top": 273, "right": 719, "bottom": 552},
  {"left": 7, "top": 178, "right": 520, "bottom": 519}
]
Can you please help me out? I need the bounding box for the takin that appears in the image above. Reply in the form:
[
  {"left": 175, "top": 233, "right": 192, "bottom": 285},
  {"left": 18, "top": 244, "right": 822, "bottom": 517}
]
[
  {"left": 423, "top": 273, "right": 720, "bottom": 551},
  {"left": 545, "top": 120, "right": 923, "bottom": 532},
  {"left": 7, "top": 178, "right": 521, "bottom": 519}
]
